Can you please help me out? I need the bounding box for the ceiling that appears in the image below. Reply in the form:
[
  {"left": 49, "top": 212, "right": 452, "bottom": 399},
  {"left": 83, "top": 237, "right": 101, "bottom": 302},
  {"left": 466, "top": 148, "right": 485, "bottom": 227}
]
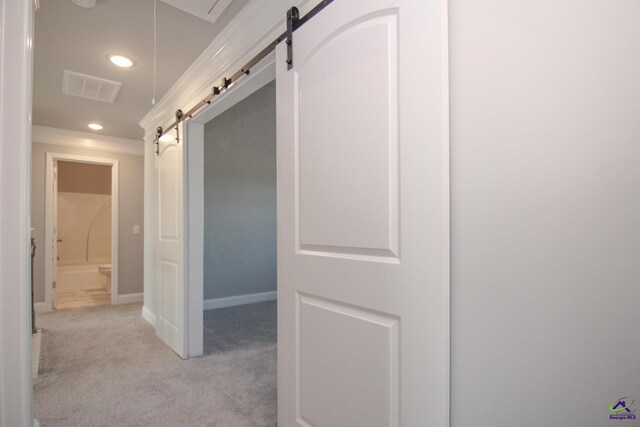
[
  {"left": 160, "top": 0, "right": 236, "bottom": 24},
  {"left": 33, "top": 0, "right": 248, "bottom": 140}
]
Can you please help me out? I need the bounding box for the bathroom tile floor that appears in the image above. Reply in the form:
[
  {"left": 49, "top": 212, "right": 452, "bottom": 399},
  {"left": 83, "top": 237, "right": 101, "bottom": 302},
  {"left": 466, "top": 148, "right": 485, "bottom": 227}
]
[{"left": 55, "top": 288, "right": 111, "bottom": 309}]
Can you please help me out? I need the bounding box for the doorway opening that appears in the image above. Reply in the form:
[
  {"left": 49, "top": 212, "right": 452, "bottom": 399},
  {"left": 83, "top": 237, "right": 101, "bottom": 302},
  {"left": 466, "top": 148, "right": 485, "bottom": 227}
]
[
  {"left": 177, "top": 57, "right": 276, "bottom": 358},
  {"left": 178, "top": 61, "right": 278, "bottom": 423},
  {"left": 201, "top": 77, "right": 277, "bottom": 350},
  {"left": 203, "top": 79, "right": 277, "bottom": 309},
  {"left": 44, "top": 153, "right": 119, "bottom": 310}
]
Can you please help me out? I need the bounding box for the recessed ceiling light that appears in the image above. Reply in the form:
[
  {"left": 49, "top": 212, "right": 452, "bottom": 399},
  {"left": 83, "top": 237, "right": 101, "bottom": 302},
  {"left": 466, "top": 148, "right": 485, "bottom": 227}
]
[
  {"left": 88, "top": 123, "right": 103, "bottom": 130},
  {"left": 108, "top": 54, "right": 135, "bottom": 68}
]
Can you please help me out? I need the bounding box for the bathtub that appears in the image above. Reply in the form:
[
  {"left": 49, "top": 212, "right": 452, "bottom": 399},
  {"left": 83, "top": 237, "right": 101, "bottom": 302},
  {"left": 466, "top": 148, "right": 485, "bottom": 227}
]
[{"left": 56, "top": 264, "right": 109, "bottom": 292}]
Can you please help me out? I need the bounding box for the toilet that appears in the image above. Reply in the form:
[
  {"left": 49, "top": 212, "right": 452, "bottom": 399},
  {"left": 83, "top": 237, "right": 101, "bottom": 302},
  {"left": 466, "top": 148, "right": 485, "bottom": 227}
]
[{"left": 98, "top": 265, "right": 112, "bottom": 292}]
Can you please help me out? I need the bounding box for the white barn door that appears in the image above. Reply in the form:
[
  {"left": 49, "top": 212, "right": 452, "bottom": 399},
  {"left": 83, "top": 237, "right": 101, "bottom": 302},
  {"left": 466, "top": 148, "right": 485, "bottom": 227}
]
[
  {"left": 277, "top": 0, "right": 449, "bottom": 425},
  {"left": 155, "top": 125, "right": 186, "bottom": 358}
]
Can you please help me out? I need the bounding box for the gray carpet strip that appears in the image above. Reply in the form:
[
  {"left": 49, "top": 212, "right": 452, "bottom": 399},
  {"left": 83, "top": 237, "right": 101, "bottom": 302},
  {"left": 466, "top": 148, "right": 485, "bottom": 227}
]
[{"left": 34, "top": 301, "right": 277, "bottom": 427}]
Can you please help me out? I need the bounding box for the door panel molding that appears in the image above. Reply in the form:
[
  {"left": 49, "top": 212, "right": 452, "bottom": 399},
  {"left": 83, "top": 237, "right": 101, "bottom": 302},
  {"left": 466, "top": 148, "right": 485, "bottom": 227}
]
[
  {"left": 154, "top": 127, "right": 186, "bottom": 358},
  {"left": 277, "top": 0, "right": 450, "bottom": 425},
  {"left": 296, "top": 292, "right": 400, "bottom": 426}
]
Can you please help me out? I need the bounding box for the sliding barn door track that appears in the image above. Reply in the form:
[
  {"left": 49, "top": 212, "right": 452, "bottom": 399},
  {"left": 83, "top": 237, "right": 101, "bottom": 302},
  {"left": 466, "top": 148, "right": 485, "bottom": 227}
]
[{"left": 154, "top": 0, "right": 334, "bottom": 154}]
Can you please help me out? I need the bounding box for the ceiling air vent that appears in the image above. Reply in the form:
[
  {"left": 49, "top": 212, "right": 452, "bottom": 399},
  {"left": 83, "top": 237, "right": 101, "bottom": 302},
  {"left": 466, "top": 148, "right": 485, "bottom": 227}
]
[{"left": 63, "top": 70, "right": 122, "bottom": 103}]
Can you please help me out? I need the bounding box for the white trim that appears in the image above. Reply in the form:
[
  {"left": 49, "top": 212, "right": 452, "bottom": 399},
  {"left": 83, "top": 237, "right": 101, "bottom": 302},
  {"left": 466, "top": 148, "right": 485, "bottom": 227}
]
[
  {"left": 33, "top": 302, "right": 49, "bottom": 313},
  {"left": 115, "top": 292, "right": 143, "bottom": 305},
  {"left": 185, "top": 122, "right": 204, "bottom": 358},
  {"left": 161, "top": 0, "right": 233, "bottom": 24},
  {"left": 0, "top": 0, "right": 34, "bottom": 424},
  {"left": 142, "top": 134, "right": 157, "bottom": 328},
  {"left": 140, "top": 1, "right": 306, "bottom": 345},
  {"left": 180, "top": 59, "right": 276, "bottom": 357},
  {"left": 139, "top": 0, "right": 303, "bottom": 363},
  {"left": 442, "top": 1, "right": 451, "bottom": 424},
  {"left": 203, "top": 291, "right": 277, "bottom": 311},
  {"left": 139, "top": 0, "right": 306, "bottom": 131},
  {"left": 32, "top": 125, "right": 143, "bottom": 156},
  {"left": 142, "top": 305, "right": 156, "bottom": 327},
  {"left": 110, "top": 162, "right": 120, "bottom": 306},
  {"left": 141, "top": 23, "right": 280, "bottom": 358},
  {"left": 190, "top": 58, "right": 276, "bottom": 126},
  {"left": 44, "top": 153, "right": 119, "bottom": 311}
]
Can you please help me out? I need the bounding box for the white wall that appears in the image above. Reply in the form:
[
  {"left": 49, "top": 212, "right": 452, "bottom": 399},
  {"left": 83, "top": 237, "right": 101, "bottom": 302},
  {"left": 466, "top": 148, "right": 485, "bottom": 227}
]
[{"left": 450, "top": 1, "right": 640, "bottom": 426}]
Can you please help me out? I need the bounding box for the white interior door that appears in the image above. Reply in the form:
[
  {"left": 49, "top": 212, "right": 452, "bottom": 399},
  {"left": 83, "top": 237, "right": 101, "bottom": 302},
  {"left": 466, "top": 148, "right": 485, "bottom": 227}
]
[
  {"left": 277, "top": 0, "right": 449, "bottom": 425},
  {"left": 155, "top": 125, "right": 186, "bottom": 358}
]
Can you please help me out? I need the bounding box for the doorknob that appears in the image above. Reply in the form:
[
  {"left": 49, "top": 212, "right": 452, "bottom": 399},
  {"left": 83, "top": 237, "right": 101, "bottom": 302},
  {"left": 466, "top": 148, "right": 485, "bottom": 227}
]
[{"left": 57, "top": 238, "right": 62, "bottom": 242}]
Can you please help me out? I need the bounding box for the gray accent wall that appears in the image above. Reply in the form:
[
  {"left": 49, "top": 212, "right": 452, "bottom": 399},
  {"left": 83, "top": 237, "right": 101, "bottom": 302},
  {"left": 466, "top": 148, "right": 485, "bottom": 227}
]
[
  {"left": 203, "top": 81, "right": 276, "bottom": 300},
  {"left": 31, "top": 142, "right": 144, "bottom": 300},
  {"left": 450, "top": 1, "right": 640, "bottom": 426}
]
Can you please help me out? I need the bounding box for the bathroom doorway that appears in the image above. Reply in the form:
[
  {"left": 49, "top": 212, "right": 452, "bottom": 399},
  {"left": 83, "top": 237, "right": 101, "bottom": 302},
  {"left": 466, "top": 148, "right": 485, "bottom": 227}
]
[{"left": 44, "top": 153, "right": 119, "bottom": 310}]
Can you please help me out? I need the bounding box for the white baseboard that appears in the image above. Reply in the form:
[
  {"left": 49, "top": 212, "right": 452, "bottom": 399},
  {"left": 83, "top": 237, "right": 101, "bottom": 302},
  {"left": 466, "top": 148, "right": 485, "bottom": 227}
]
[
  {"left": 115, "top": 292, "right": 143, "bottom": 305},
  {"left": 33, "top": 302, "right": 50, "bottom": 313},
  {"left": 140, "top": 291, "right": 276, "bottom": 325},
  {"left": 142, "top": 305, "right": 156, "bottom": 327},
  {"left": 203, "top": 290, "right": 276, "bottom": 311}
]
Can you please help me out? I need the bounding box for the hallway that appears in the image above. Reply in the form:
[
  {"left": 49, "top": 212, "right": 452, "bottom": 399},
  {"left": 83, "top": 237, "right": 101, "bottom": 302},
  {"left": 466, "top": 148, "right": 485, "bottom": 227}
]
[{"left": 33, "top": 302, "right": 276, "bottom": 426}]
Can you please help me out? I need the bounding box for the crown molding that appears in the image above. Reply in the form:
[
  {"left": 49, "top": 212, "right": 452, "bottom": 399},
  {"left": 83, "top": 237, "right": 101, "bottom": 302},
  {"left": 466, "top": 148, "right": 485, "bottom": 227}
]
[
  {"left": 32, "top": 125, "right": 144, "bottom": 156},
  {"left": 139, "top": 0, "right": 314, "bottom": 135}
]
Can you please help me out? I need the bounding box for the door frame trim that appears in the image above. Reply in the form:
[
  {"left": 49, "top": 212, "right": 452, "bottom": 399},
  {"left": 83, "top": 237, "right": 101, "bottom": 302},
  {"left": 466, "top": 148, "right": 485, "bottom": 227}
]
[
  {"left": 140, "top": 0, "right": 450, "bottom": 423},
  {"left": 0, "top": 0, "right": 34, "bottom": 424},
  {"left": 44, "top": 153, "right": 120, "bottom": 309},
  {"left": 182, "top": 57, "right": 276, "bottom": 358}
]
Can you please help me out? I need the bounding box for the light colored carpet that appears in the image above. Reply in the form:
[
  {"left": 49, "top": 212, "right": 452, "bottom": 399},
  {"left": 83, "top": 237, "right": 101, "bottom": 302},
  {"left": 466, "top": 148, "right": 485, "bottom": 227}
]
[{"left": 34, "top": 301, "right": 277, "bottom": 427}]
